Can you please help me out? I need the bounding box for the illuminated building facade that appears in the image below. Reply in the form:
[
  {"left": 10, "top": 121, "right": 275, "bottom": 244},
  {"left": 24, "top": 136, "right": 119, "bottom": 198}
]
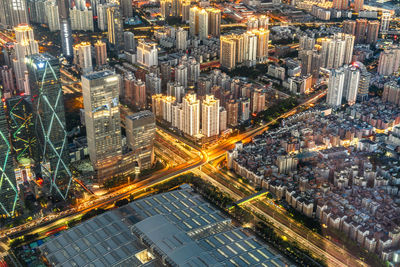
[
  {"left": 126, "top": 110, "right": 156, "bottom": 170},
  {"left": 58, "top": 0, "right": 73, "bottom": 60},
  {"left": 27, "top": 53, "right": 72, "bottom": 200},
  {"left": 0, "top": 102, "right": 18, "bottom": 217},
  {"left": 6, "top": 96, "right": 37, "bottom": 162},
  {"left": 82, "top": 70, "right": 122, "bottom": 174},
  {"left": 107, "top": 4, "right": 123, "bottom": 51}
]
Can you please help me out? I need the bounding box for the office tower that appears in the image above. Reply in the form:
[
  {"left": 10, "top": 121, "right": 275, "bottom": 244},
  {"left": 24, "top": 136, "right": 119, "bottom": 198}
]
[
  {"left": 343, "top": 65, "right": 360, "bottom": 105},
  {"left": 6, "top": 96, "right": 36, "bottom": 161},
  {"left": 247, "top": 17, "right": 259, "bottom": 30},
  {"left": 332, "top": 0, "right": 348, "bottom": 9},
  {"left": 326, "top": 68, "right": 345, "bottom": 107},
  {"left": 161, "top": 62, "right": 172, "bottom": 90},
  {"left": 299, "top": 35, "right": 315, "bottom": 50},
  {"left": 343, "top": 20, "right": 356, "bottom": 36},
  {"left": 175, "top": 64, "right": 188, "bottom": 88},
  {"left": 354, "top": 0, "right": 363, "bottom": 12},
  {"left": 377, "top": 47, "right": 400, "bottom": 76},
  {"left": 202, "top": 95, "right": 219, "bottom": 137},
  {"left": 145, "top": 72, "right": 161, "bottom": 95},
  {"left": 355, "top": 19, "right": 367, "bottom": 44},
  {"left": 124, "top": 32, "right": 136, "bottom": 52},
  {"left": 226, "top": 99, "right": 238, "bottom": 126},
  {"left": 0, "top": 102, "right": 18, "bottom": 217},
  {"left": 366, "top": 21, "right": 380, "bottom": 44},
  {"left": 136, "top": 40, "right": 158, "bottom": 67},
  {"left": 220, "top": 35, "right": 236, "bottom": 70},
  {"left": 45, "top": 1, "right": 60, "bottom": 31},
  {"left": 97, "top": 4, "right": 108, "bottom": 31},
  {"left": 82, "top": 70, "right": 122, "bottom": 173},
  {"left": 0, "top": 0, "right": 29, "bottom": 28},
  {"left": 73, "top": 42, "right": 93, "bottom": 74},
  {"left": 94, "top": 40, "right": 107, "bottom": 66},
  {"left": 133, "top": 79, "right": 146, "bottom": 109},
  {"left": 182, "top": 93, "right": 200, "bottom": 136},
  {"left": 58, "top": 0, "right": 73, "bottom": 60},
  {"left": 187, "top": 57, "right": 200, "bottom": 85},
  {"left": 207, "top": 8, "right": 221, "bottom": 37},
  {"left": 107, "top": 5, "right": 123, "bottom": 51},
  {"left": 27, "top": 53, "right": 72, "bottom": 199},
  {"left": 299, "top": 50, "right": 313, "bottom": 76},
  {"left": 126, "top": 110, "right": 156, "bottom": 170},
  {"left": 121, "top": 0, "right": 133, "bottom": 18},
  {"left": 251, "top": 89, "right": 266, "bottom": 113},
  {"left": 176, "top": 27, "right": 188, "bottom": 50},
  {"left": 240, "top": 98, "right": 250, "bottom": 121},
  {"left": 382, "top": 81, "right": 400, "bottom": 106},
  {"left": 70, "top": 8, "right": 94, "bottom": 31},
  {"left": 13, "top": 24, "right": 39, "bottom": 93},
  {"left": 380, "top": 12, "right": 391, "bottom": 32},
  {"left": 1, "top": 66, "right": 16, "bottom": 97},
  {"left": 198, "top": 9, "right": 208, "bottom": 40}
]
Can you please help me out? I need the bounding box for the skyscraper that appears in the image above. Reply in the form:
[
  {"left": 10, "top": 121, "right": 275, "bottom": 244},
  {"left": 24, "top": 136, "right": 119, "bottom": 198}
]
[
  {"left": 82, "top": 70, "right": 122, "bottom": 172},
  {"left": 0, "top": 102, "right": 18, "bottom": 217},
  {"left": 107, "top": 4, "right": 123, "bottom": 51},
  {"left": 45, "top": 1, "right": 60, "bottom": 31},
  {"left": 198, "top": 9, "right": 208, "bottom": 40},
  {"left": 354, "top": 0, "right": 364, "bottom": 12},
  {"left": 124, "top": 31, "right": 136, "bottom": 52},
  {"left": 120, "top": 0, "right": 133, "bottom": 18},
  {"left": 377, "top": 46, "right": 400, "bottom": 76},
  {"left": 27, "top": 53, "right": 72, "bottom": 200},
  {"left": 94, "top": 40, "right": 107, "bottom": 66},
  {"left": 366, "top": 21, "right": 380, "bottom": 44},
  {"left": 13, "top": 24, "right": 39, "bottom": 94},
  {"left": 253, "top": 28, "right": 269, "bottom": 63},
  {"left": 73, "top": 42, "right": 93, "bottom": 74},
  {"left": 133, "top": 79, "right": 146, "bottom": 109},
  {"left": 243, "top": 31, "right": 257, "bottom": 66},
  {"left": 202, "top": 95, "right": 220, "bottom": 137},
  {"left": 251, "top": 88, "right": 266, "bottom": 113},
  {"left": 57, "top": 0, "right": 73, "bottom": 60},
  {"left": 343, "top": 20, "right": 356, "bottom": 36},
  {"left": 1, "top": 66, "right": 16, "bottom": 97},
  {"left": 332, "top": 0, "right": 348, "bottom": 9},
  {"left": 326, "top": 68, "right": 345, "bottom": 107},
  {"left": 175, "top": 64, "right": 188, "bottom": 88},
  {"left": 0, "top": 0, "right": 29, "bottom": 28},
  {"left": 380, "top": 11, "right": 391, "bottom": 32},
  {"left": 220, "top": 35, "right": 237, "bottom": 70},
  {"left": 6, "top": 96, "right": 36, "bottom": 161},
  {"left": 343, "top": 65, "right": 360, "bottom": 105},
  {"left": 182, "top": 93, "right": 200, "bottom": 136},
  {"left": 176, "top": 27, "right": 188, "bottom": 50},
  {"left": 207, "top": 8, "right": 221, "bottom": 37},
  {"left": 355, "top": 19, "right": 367, "bottom": 44},
  {"left": 136, "top": 40, "right": 158, "bottom": 67},
  {"left": 126, "top": 110, "right": 156, "bottom": 170}
]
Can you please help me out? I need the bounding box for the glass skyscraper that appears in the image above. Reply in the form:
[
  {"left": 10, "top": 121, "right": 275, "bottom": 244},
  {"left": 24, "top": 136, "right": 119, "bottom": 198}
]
[
  {"left": 0, "top": 102, "right": 18, "bottom": 217},
  {"left": 27, "top": 53, "right": 72, "bottom": 200}
]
